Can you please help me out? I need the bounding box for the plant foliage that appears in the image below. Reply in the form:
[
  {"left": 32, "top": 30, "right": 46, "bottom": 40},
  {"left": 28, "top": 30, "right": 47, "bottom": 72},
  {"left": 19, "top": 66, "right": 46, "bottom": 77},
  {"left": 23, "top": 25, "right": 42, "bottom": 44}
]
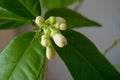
[{"left": 0, "top": 0, "right": 120, "bottom": 80}]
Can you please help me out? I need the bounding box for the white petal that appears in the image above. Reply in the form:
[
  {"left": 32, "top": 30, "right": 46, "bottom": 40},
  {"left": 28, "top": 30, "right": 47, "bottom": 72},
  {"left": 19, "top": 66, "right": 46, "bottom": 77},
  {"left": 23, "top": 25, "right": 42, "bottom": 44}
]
[
  {"left": 35, "top": 16, "right": 45, "bottom": 26},
  {"left": 41, "top": 35, "right": 50, "bottom": 47},
  {"left": 55, "top": 17, "right": 66, "bottom": 24},
  {"left": 46, "top": 47, "right": 56, "bottom": 60},
  {"left": 53, "top": 33, "right": 67, "bottom": 47},
  {"left": 59, "top": 23, "right": 67, "bottom": 30}
]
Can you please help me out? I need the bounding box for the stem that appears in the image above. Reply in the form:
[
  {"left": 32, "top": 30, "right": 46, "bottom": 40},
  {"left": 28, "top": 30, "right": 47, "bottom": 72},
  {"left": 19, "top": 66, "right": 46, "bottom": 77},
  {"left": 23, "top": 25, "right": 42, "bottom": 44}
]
[
  {"left": 74, "top": 0, "right": 83, "bottom": 11},
  {"left": 103, "top": 39, "right": 120, "bottom": 55},
  {"left": 114, "top": 65, "right": 120, "bottom": 69}
]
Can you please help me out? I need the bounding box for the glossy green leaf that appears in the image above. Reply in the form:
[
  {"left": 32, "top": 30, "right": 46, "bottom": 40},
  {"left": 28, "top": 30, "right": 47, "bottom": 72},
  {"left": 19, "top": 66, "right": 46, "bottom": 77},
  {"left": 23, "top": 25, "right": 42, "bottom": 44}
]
[
  {"left": 0, "top": 0, "right": 41, "bottom": 19},
  {"left": 0, "top": 8, "right": 31, "bottom": 29},
  {"left": 45, "top": 8, "right": 101, "bottom": 28},
  {"left": 0, "top": 32, "right": 46, "bottom": 80},
  {"left": 41, "top": 0, "right": 79, "bottom": 9},
  {"left": 53, "top": 29, "right": 120, "bottom": 80},
  {"left": 38, "top": 67, "right": 45, "bottom": 80}
]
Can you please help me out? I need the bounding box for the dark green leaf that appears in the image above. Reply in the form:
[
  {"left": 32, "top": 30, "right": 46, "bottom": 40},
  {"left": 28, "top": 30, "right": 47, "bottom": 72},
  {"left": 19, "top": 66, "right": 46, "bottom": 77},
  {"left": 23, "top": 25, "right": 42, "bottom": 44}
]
[
  {"left": 45, "top": 8, "right": 101, "bottom": 28},
  {"left": 41, "top": 0, "right": 79, "bottom": 9},
  {"left": 0, "top": 8, "right": 31, "bottom": 29},
  {"left": 0, "top": 0, "right": 41, "bottom": 19},
  {"left": 38, "top": 67, "right": 45, "bottom": 80},
  {"left": 0, "top": 32, "right": 46, "bottom": 80},
  {"left": 53, "top": 29, "right": 120, "bottom": 80}
]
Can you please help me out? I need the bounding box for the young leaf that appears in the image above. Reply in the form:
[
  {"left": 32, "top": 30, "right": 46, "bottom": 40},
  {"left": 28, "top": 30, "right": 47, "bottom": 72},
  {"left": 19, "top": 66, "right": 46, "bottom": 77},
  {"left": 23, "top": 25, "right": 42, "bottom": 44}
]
[
  {"left": 0, "top": 32, "right": 46, "bottom": 80},
  {"left": 45, "top": 8, "right": 101, "bottom": 28},
  {"left": 0, "top": 8, "right": 31, "bottom": 29},
  {"left": 41, "top": 0, "right": 79, "bottom": 9},
  {"left": 0, "top": 0, "right": 41, "bottom": 19},
  {"left": 53, "top": 29, "right": 120, "bottom": 80}
]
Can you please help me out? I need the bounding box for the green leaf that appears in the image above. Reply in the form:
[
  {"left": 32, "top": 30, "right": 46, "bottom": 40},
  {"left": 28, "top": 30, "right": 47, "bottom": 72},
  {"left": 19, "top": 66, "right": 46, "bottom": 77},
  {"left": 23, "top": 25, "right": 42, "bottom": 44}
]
[
  {"left": 53, "top": 29, "right": 120, "bottom": 80},
  {"left": 41, "top": 0, "right": 79, "bottom": 9},
  {"left": 38, "top": 67, "right": 45, "bottom": 80},
  {"left": 0, "top": 0, "right": 41, "bottom": 19},
  {"left": 45, "top": 8, "right": 101, "bottom": 28},
  {"left": 0, "top": 32, "right": 46, "bottom": 80},
  {"left": 0, "top": 8, "right": 31, "bottom": 29}
]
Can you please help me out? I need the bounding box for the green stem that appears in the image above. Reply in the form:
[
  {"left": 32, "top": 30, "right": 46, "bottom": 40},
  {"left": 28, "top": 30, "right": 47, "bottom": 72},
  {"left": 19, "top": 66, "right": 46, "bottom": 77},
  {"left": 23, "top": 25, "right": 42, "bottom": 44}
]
[
  {"left": 114, "top": 65, "right": 120, "bottom": 69},
  {"left": 103, "top": 39, "right": 120, "bottom": 55}
]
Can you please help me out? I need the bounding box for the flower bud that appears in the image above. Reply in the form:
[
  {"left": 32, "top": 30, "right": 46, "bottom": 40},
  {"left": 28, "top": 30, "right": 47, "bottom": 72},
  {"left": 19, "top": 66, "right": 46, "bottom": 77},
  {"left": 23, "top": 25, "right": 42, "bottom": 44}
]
[
  {"left": 45, "top": 16, "right": 55, "bottom": 24},
  {"left": 53, "top": 33, "right": 67, "bottom": 47},
  {"left": 55, "top": 17, "right": 66, "bottom": 24},
  {"left": 41, "top": 35, "right": 50, "bottom": 47},
  {"left": 53, "top": 22, "right": 60, "bottom": 29},
  {"left": 35, "top": 16, "right": 45, "bottom": 26},
  {"left": 59, "top": 23, "right": 67, "bottom": 30},
  {"left": 46, "top": 46, "right": 56, "bottom": 60},
  {"left": 50, "top": 30, "right": 59, "bottom": 38}
]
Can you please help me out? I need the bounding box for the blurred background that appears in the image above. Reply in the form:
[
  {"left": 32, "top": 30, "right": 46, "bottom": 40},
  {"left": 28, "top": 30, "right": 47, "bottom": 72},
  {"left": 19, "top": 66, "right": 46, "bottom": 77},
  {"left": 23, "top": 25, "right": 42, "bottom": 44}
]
[{"left": 0, "top": 0, "right": 120, "bottom": 80}]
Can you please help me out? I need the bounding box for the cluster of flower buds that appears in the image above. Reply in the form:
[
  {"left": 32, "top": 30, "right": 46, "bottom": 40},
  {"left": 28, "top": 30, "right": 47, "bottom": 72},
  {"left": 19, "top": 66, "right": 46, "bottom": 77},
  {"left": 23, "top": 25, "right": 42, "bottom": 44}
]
[{"left": 35, "top": 16, "right": 67, "bottom": 60}]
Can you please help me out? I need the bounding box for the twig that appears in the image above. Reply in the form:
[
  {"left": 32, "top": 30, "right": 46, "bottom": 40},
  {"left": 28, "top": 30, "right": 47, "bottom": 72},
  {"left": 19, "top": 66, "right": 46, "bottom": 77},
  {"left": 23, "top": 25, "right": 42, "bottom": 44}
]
[
  {"left": 114, "top": 65, "right": 120, "bottom": 69},
  {"left": 103, "top": 39, "right": 120, "bottom": 55},
  {"left": 74, "top": 0, "right": 83, "bottom": 11}
]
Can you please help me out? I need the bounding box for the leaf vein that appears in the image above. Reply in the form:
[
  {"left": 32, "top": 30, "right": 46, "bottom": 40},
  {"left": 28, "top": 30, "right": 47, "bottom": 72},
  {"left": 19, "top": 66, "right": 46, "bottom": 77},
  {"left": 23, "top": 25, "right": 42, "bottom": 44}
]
[
  {"left": 8, "top": 36, "right": 35, "bottom": 79},
  {"left": 68, "top": 44, "right": 105, "bottom": 80}
]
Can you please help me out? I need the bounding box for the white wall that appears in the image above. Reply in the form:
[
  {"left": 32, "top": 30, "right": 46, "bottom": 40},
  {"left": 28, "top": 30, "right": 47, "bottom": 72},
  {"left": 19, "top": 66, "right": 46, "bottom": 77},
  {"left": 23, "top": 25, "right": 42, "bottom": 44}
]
[
  {"left": 46, "top": 0, "right": 120, "bottom": 80},
  {"left": 0, "top": 30, "right": 15, "bottom": 51},
  {"left": 0, "top": 25, "right": 32, "bottom": 51}
]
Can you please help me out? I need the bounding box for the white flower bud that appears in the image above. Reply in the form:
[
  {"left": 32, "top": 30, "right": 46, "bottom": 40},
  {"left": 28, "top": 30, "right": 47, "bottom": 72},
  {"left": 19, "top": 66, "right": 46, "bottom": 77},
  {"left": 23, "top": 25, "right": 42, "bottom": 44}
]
[
  {"left": 35, "top": 16, "right": 45, "bottom": 26},
  {"left": 41, "top": 35, "right": 50, "bottom": 47},
  {"left": 46, "top": 46, "right": 56, "bottom": 60},
  {"left": 59, "top": 23, "right": 67, "bottom": 30},
  {"left": 50, "top": 30, "right": 59, "bottom": 38},
  {"left": 55, "top": 17, "right": 66, "bottom": 24},
  {"left": 53, "top": 33, "right": 67, "bottom": 47}
]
